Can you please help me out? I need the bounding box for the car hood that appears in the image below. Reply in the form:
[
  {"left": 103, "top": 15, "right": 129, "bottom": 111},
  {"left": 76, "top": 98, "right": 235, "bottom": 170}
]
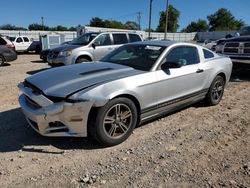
[
  {"left": 25, "top": 62, "right": 142, "bottom": 98},
  {"left": 50, "top": 44, "right": 82, "bottom": 52}
]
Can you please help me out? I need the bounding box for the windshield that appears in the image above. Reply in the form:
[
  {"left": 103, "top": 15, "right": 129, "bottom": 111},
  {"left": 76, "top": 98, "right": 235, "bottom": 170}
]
[
  {"left": 69, "top": 33, "right": 99, "bottom": 45},
  {"left": 101, "top": 44, "right": 166, "bottom": 71}
]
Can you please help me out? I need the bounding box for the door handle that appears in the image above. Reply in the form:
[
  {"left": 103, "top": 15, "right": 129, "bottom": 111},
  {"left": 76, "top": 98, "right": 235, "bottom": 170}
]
[
  {"left": 196, "top": 69, "right": 204, "bottom": 73},
  {"left": 108, "top": 47, "right": 113, "bottom": 50}
]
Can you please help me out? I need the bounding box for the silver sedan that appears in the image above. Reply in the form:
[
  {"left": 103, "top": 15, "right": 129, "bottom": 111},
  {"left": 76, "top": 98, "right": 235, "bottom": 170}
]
[{"left": 18, "top": 40, "right": 232, "bottom": 146}]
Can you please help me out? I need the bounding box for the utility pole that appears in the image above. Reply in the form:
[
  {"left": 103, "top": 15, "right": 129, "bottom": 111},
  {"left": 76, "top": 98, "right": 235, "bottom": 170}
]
[
  {"left": 41, "top": 16, "right": 44, "bottom": 31},
  {"left": 137, "top": 12, "right": 142, "bottom": 30},
  {"left": 148, "top": 0, "right": 153, "bottom": 38},
  {"left": 164, "top": 0, "right": 169, "bottom": 40}
]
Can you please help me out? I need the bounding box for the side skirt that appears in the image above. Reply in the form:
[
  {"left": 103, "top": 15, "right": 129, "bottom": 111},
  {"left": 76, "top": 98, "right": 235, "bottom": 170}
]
[{"left": 140, "top": 89, "right": 208, "bottom": 123}]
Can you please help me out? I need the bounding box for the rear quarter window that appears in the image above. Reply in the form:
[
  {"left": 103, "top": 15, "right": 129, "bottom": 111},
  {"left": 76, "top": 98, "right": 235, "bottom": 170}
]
[
  {"left": 203, "top": 49, "right": 214, "bottom": 59},
  {"left": 23, "top": 37, "right": 29, "bottom": 42},
  {"left": 129, "top": 34, "right": 142, "bottom": 42},
  {"left": 112, "top": 34, "right": 128, "bottom": 45}
]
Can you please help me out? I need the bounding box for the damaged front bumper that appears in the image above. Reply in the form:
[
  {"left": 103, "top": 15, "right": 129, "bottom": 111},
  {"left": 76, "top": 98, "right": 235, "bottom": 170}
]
[{"left": 18, "top": 83, "right": 93, "bottom": 137}]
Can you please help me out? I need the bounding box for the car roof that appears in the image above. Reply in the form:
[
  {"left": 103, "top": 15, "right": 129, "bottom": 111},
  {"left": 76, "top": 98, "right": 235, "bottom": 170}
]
[{"left": 132, "top": 40, "right": 176, "bottom": 47}]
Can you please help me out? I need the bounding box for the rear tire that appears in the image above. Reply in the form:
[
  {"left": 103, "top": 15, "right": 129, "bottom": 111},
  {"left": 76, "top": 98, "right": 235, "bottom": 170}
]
[
  {"left": 205, "top": 75, "right": 225, "bottom": 106},
  {"left": 91, "top": 98, "right": 138, "bottom": 147},
  {"left": 76, "top": 57, "right": 89, "bottom": 64},
  {"left": 0, "top": 55, "right": 5, "bottom": 66}
]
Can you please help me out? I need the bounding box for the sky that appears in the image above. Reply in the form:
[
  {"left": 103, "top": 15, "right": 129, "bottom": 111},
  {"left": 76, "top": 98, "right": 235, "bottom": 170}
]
[{"left": 0, "top": 0, "right": 249, "bottom": 31}]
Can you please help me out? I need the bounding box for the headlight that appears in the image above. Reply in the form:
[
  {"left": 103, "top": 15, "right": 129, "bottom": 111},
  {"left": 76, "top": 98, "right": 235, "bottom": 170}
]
[{"left": 59, "top": 50, "right": 72, "bottom": 57}]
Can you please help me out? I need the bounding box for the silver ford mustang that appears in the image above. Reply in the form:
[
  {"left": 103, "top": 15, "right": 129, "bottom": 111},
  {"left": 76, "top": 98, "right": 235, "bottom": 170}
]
[{"left": 18, "top": 41, "right": 232, "bottom": 146}]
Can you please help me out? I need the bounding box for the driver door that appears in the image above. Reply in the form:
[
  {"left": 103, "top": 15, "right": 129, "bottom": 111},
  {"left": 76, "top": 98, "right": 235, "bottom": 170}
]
[
  {"left": 92, "top": 34, "right": 113, "bottom": 60},
  {"left": 155, "top": 46, "right": 207, "bottom": 106}
]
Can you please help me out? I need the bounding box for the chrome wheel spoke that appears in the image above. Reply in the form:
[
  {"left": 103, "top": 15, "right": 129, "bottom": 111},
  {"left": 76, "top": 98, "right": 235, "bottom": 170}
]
[
  {"left": 104, "top": 116, "right": 115, "bottom": 124},
  {"left": 118, "top": 122, "right": 128, "bottom": 133},
  {"left": 120, "top": 110, "right": 132, "bottom": 120},
  {"left": 217, "top": 85, "right": 223, "bottom": 92},
  {"left": 108, "top": 124, "right": 117, "bottom": 136},
  {"left": 115, "top": 104, "right": 121, "bottom": 116}
]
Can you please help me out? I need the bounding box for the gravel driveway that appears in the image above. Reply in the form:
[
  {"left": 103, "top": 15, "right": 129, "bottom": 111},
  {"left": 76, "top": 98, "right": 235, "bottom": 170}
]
[{"left": 0, "top": 54, "right": 249, "bottom": 188}]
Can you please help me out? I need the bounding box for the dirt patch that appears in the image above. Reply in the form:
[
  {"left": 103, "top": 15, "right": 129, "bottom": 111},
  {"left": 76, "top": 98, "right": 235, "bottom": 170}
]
[{"left": 0, "top": 55, "right": 249, "bottom": 188}]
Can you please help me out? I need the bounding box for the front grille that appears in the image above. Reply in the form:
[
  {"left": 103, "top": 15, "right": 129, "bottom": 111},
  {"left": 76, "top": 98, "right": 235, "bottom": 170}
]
[
  {"left": 25, "top": 96, "right": 41, "bottom": 109},
  {"left": 48, "top": 51, "right": 59, "bottom": 58},
  {"left": 223, "top": 42, "right": 250, "bottom": 54},
  {"left": 224, "top": 42, "right": 239, "bottom": 53},
  {"left": 225, "top": 43, "right": 239, "bottom": 48}
]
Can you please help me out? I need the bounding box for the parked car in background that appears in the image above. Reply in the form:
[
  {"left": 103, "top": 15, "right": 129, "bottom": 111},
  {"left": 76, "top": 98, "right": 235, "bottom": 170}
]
[
  {"left": 47, "top": 32, "right": 143, "bottom": 66},
  {"left": 0, "top": 46, "right": 17, "bottom": 66},
  {"left": 7, "top": 36, "right": 41, "bottom": 53},
  {"left": 40, "top": 41, "right": 71, "bottom": 62},
  {"left": 8, "top": 36, "right": 31, "bottom": 52},
  {"left": 218, "top": 36, "right": 250, "bottom": 65},
  {"left": 18, "top": 41, "right": 232, "bottom": 146},
  {"left": 0, "top": 36, "right": 15, "bottom": 51}
]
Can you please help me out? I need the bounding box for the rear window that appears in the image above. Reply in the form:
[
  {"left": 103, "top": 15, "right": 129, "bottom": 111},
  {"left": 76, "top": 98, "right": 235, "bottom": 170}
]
[
  {"left": 23, "top": 37, "right": 29, "bottom": 42},
  {"left": 129, "top": 34, "right": 141, "bottom": 42},
  {"left": 203, "top": 49, "right": 214, "bottom": 59},
  {"left": 0, "top": 37, "right": 7, "bottom": 45},
  {"left": 112, "top": 34, "right": 128, "bottom": 45}
]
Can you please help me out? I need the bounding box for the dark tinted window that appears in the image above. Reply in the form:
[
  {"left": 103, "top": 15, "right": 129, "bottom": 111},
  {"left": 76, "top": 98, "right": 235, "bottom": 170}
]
[
  {"left": 102, "top": 44, "right": 166, "bottom": 71},
  {"left": 113, "top": 34, "right": 128, "bottom": 45},
  {"left": 129, "top": 34, "right": 141, "bottom": 42},
  {"left": 166, "top": 46, "right": 199, "bottom": 66},
  {"left": 16, "top": 37, "right": 23, "bottom": 43},
  {"left": 203, "top": 49, "right": 214, "bottom": 59},
  {"left": 23, "top": 37, "right": 29, "bottom": 42},
  {"left": 0, "top": 37, "right": 7, "bottom": 45},
  {"left": 93, "top": 34, "right": 111, "bottom": 46}
]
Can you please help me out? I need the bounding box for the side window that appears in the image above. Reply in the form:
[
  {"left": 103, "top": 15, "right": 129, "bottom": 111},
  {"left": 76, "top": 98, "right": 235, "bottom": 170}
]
[
  {"left": 112, "top": 34, "right": 128, "bottom": 45},
  {"left": 16, "top": 37, "right": 23, "bottom": 43},
  {"left": 203, "top": 49, "right": 214, "bottom": 59},
  {"left": 166, "top": 46, "right": 200, "bottom": 66},
  {"left": 93, "top": 34, "right": 111, "bottom": 46},
  {"left": 23, "top": 37, "right": 29, "bottom": 42},
  {"left": 0, "top": 37, "right": 7, "bottom": 45},
  {"left": 129, "top": 34, "right": 141, "bottom": 42}
]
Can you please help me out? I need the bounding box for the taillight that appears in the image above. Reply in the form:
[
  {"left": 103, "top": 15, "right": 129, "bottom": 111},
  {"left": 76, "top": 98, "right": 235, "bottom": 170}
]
[{"left": 7, "top": 44, "right": 15, "bottom": 50}]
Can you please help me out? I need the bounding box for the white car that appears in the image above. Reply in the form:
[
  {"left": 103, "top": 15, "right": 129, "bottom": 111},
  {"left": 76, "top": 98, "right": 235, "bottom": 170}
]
[{"left": 8, "top": 36, "right": 32, "bottom": 52}]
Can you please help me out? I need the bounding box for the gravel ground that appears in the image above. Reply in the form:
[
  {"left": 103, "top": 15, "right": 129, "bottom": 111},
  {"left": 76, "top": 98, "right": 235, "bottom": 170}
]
[{"left": 0, "top": 54, "right": 249, "bottom": 188}]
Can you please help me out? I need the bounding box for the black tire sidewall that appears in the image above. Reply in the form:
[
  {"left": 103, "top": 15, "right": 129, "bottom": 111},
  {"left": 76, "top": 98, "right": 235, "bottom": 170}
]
[
  {"left": 206, "top": 75, "right": 225, "bottom": 105},
  {"left": 76, "top": 58, "right": 89, "bottom": 64},
  {"left": 95, "top": 98, "right": 138, "bottom": 146}
]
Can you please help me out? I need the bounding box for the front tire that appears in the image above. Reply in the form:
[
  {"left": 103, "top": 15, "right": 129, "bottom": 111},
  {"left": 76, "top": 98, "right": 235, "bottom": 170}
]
[
  {"left": 75, "top": 57, "right": 89, "bottom": 64},
  {"left": 92, "top": 98, "right": 138, "bottom": 146},
  {"left": 205, "top": 75, "right": 225, "bottom": 106}
]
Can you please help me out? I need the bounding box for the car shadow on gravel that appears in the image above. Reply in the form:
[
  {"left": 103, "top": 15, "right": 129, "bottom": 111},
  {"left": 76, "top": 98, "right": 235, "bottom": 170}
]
[
  {"left": 0, "top": 108, "right": 102, "bottom": 153},
  {"left": 31, "top": 60, "right": 46, "bottom": 63},
  {"left": 230, "top": 66, "right": 250, "bottom": 82},
  {"left": 26, "top": 68, "right": 51, "bottom": 75}
]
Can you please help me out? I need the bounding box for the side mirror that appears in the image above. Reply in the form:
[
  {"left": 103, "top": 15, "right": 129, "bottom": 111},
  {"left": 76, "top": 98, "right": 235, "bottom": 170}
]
[
  {"left": 161, "top": 61, "right": 182, "bottom": 69},
  {"left": 92, "top": 43, "right": 96, "bottom": 49}
]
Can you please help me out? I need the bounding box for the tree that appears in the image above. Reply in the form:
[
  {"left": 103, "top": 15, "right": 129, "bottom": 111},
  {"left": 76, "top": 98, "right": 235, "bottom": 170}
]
[
  {"left": 156, "top": 5, "right": 180, "bottom": 32},
  {"left": 124, "top": 21, "right": 139, "bottom": 30},
  {"left": 89, "top": 17, "right": 106, "bottom": 28},
  {"left": 182, "top": 19, "right": 209, "bottom": 32},
  {"left": 51, "top": 25, "right": 68, "bottom": 31},
  {"left": 207, "top": 8, "right": 245, "bottom": 31},
  {"left": 0, "top": 24, "right": 27, "bottom": 30},
  {"left": 28, "top": 23, "right": 50, "bottom": 30}
]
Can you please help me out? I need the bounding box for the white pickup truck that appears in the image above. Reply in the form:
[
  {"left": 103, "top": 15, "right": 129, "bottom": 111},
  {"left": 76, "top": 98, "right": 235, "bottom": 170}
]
[{"left": 8, "top": 36, "right": 41, "bottom": 53}]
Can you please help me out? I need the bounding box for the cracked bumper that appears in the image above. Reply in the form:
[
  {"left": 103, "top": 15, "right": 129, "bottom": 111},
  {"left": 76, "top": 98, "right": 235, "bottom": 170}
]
[{"left": 18, "top": 83, "right": 93, "bottom": 137}]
